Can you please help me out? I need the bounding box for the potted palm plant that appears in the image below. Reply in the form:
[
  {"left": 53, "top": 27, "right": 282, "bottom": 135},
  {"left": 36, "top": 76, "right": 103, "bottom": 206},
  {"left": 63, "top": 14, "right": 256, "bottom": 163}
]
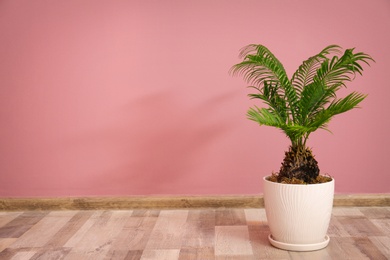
[{"left": 231, "top": 44, "right": 373, "bottom": 251}]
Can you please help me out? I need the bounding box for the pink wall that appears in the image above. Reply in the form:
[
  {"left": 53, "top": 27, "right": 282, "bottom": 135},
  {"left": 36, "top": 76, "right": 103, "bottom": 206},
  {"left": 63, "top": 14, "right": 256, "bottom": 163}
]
[{"left": 1, "top": 0, "right": 389, "bottom": 197}]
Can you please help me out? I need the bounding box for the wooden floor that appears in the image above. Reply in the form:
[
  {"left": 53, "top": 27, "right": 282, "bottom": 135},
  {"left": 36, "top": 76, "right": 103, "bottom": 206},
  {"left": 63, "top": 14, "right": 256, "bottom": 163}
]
[{"left": 0, "top": 207, "right": 389, "bottom": 260}]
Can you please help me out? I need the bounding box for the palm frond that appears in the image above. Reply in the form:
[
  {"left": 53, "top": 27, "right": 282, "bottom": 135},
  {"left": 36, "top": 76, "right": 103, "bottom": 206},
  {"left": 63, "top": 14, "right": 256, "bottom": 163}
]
[
  {"left": 231, "top": 44, "right": 300, "bottom": 121},
  {"left": 248, "top": 82, "right": 288, "bottom": 123},
  {"left": 230, "top": 45, "right": 289, "bottom": 88},
  {"left": 247, "top": 106, "right": 285, "bottom": 128},
  {"left": 281, "top": 124, "right": 317, "bottom": 143},
  {"left": 298, "top": 81, "right": 344, "bottom": 124},
  {"left": 231, "top": 44, "right": 373, "bottom": 148},
  {"left": 298, "top": 82, "right": 326, "bottom": 122},
  {"left": 314, "top": 48, "right": 374, "bottom": 87},
  {"left": 291, "top": 45, "right": 342, "bottom": 93},
  {"left": 327, "top": 91, "right": 367, "bottom": 115},
  {"left": 307, "top": 92, "right": 367, "bottom": 131}
]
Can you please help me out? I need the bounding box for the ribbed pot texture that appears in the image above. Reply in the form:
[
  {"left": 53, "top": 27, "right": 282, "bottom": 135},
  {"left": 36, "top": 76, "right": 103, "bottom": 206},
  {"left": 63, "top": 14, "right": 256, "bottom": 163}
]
[{"left": 263, "top": 177, "right": 335, "bottom": 244}]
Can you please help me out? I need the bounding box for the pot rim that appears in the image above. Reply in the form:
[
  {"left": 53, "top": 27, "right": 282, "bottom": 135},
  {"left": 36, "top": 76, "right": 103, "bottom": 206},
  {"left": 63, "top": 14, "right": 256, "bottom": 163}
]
[{"left": 263, "top": 176, "right": 334, "bottom": 186}]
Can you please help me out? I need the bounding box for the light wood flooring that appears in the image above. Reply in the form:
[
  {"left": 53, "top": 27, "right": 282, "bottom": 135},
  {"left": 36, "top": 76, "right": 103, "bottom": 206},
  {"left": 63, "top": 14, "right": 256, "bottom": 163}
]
[{"left": 0, "top": 207, "right": 389, "bottom": 259}]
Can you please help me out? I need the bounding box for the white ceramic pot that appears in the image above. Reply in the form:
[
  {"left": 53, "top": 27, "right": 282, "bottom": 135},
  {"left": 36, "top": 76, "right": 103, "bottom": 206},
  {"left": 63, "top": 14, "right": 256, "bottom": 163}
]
[{"left": 263, "top": 176, "right": 335, "bottom": 251}]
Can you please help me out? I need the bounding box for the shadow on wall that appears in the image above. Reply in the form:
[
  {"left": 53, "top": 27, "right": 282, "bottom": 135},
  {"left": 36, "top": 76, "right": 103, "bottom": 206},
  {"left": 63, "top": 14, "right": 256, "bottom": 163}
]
[
  {"left": 62, "top": 90, "right": 241, "bottom": 195},
  {"left": 124, "top": 90, "right": 239, "bottom": 193}
]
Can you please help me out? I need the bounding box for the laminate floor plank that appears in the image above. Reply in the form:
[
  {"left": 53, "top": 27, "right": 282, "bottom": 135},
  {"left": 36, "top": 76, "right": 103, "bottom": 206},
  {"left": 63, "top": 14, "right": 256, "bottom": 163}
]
[
  {"left": 9, "top": 211, "right": 76, "bottom": 248},
  {"left": 44, "top": 211, "right": 93, "bottom": 248},
  {"left": 124, "top": 250, "right": 143, "bottom": 260},
  {"left": 215, "top": 209, "right": 246, "bottom": 226},
  {"left": 215, "top": 255, "right": 254, "bottom": 260},
  {"left": 0, "top": 207, "right": 388, "bottom": 259},
  {"left": 65, "top": 210, "right": 131, "bottom": 260},
  {"left": 0, "top": 212, "right": 48, "bottom": 238},
  {"left": 329, "top": 237, "right": 373, "bottom": 259},
  {"left": 244, "top": 208, "right": 266, "bottom": 225},
  {"left": 337, "top": 215, "right": 384, "bottom": 237},
  {"left": 369, "top": 236, "right": 390, "bottom": 259},
  {"left": 247, "top": 224, "right": 290, "bottom": 259},
  {"left": 0, "top": 212, "right": 22, "bottom": 228},
  {"left": 103, "top": 249, "right": 130, "bottom": 260},
  {"left": 144, "top": 210, "right": 188, "bottom": 250},
  {"left": 353, "top": 237, "right": 387, "bottom": 260},
  {"left": 30, "top": 247, "right": 71, "bottom": 260},
  {"left": 178, "top": 247, "right": 214, "bottom": 260},
  {"left": 328, "top": 217, "right": 350, "bottom": 237},
  {"left": 109, "top": 214, "right": 158, "bottom": 251},
  {"left": 182, "top": 210, "right": 215, "bottom": 248},
  {"left": 131, "top": 210, "right": 159, "bottom": 218},
  {"left": 360, "top": 207, "right": 390, "bottom": 219},
  {"left": 371, "top": 218, "right": 390, "bottom": 234},
  {"left": 0, "top": 238, "right": 16, "bottom": 253},
  {"left": 288, "top": 248, "right": 332, "bottom": 259},
  {"left": 332, "top": 207, "right": 365, "bottom": 216},
  {"left": 10, "top": 251, "right": 36, "bottom": 260},
  {"left": 63, "top": 211, "right": 104, "bottom": 248},
  {"left": 141, "top": 249, "right": 180, "bottom": 260},
  {"left": 215, "top": 226, "right": 253, "bottom": 257}
]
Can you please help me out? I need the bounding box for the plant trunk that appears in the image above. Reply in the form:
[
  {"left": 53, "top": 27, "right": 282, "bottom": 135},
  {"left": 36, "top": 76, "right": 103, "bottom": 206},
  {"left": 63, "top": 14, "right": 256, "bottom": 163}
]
[{"left": 277, "top": 145, "right": 320, "bottom": 183}]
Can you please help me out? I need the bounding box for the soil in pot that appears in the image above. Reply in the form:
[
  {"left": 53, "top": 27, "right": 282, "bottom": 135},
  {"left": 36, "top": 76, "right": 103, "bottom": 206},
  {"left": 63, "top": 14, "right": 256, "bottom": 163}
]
[{"left": 267, "top": 173, "right": 332, "bottom": 184}]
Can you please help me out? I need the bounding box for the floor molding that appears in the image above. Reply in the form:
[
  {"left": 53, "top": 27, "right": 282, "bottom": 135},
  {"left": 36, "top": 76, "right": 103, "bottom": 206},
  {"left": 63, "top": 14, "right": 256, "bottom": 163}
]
[{"left": 1, "top": 194, "right": 389, "bottom": 211}]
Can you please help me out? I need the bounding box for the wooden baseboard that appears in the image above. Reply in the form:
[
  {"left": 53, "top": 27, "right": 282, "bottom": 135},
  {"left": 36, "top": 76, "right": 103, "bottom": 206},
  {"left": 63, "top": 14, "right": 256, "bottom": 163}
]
[
  {"left": 0, "top": 194, "right": 389, "bottom": 211},
  {"left": 332, "top": 194, "right": 390, "bottom": 207},
  {"left": 0, "top": 196, "right": 262, "bottom": 211}
]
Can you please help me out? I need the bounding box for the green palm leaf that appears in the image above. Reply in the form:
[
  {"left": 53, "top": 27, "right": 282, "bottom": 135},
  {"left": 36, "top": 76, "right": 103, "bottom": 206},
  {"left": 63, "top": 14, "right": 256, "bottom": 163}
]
[
  {"left": 231, "top": 44, "right": 374, "bottom": 148},
  {"left": 291, "top": 45, "right": 341, "bottom": 93},
  {"left": 308, "top": 92, "right": 367, "bottom": 131},
  {"left": 314, "top": 48, "right": 374, "bottom": 87},
  {"left": 248, "top": 82, "right": 288, "bottom": 123},
  {"left": 231, "top": 44, "right": 300, "bottom": 121},
  {"left": 281, "top": 124, "right": 317, "bottom": 142},
  {"left": 247, "top": 106, "right": 285, "bottom": 128},
  {"left": 231, "top": 45, "right": 289, "bottom": 88}
]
